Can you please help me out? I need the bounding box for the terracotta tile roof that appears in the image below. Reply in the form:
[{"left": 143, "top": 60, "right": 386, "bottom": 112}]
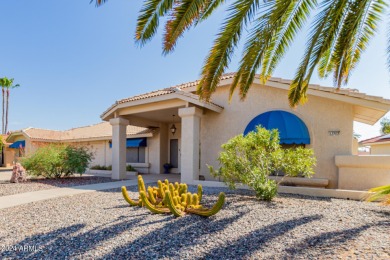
[
  {"left": 102, "top": 72, "right": 390, "bottom": 118},
  {"left": 101, "top": 73, "right": 235, "bottom": 117},
  {"left": 360, "top": 134, "right": 390, "bottom": 145},
  {"left": 10, "top": 122, "right": 152, "bottom": 142},
  {"left": 267, "top": 78, "right": 390, "bottom": 105}
]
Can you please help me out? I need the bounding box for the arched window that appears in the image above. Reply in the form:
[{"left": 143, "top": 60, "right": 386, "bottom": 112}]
[{"left": 244, "top": 110, "right": 310, "bottom": 145}]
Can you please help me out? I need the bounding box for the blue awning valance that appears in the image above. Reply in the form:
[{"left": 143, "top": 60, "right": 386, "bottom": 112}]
[
  {"left": 109, "top": 138, "right": 147, "bottom": 148},
  {"left": 244, "top": 110, "right": 310, "bottom": 144},
  {"left": 9, "top": 140, "right": 25, "bottom": 149}
]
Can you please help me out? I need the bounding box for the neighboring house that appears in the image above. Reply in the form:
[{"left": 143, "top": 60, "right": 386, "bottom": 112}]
[
  {"left": 101, "top": 73, "right": 390, "bottom": 190},
  {"left": 5, "top": 122, "right": 155, "bottom": 173},
  {"left": 360, "top": 134, "right": 390, "bottom": 155}
]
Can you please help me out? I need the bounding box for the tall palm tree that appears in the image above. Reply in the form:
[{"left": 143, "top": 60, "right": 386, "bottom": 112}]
[
  {"left": 94, "top": 0, "right": 388, "bottom": 107},
  {"left": 0, "top": 77, "right": 10, "bottom": 134},
  {"left": 0, "top": 77, "right": 20, "bottom": 134},
  {"left": 5, "top": 80, "right": 20, "bottom": 134}
]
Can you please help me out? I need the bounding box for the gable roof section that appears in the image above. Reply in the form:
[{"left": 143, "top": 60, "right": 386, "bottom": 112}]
[
  {"left": 101, "top": 73, "right": 390, "bottom": 125},
  {"left": 360, "top": 134, "right": 390, "bottom": 145},
  {"left": 7, "top": 122, "right": 153, "bottom": 143},
  {"left": 101, "top": 74, "right": 234, "bottom": 118}
]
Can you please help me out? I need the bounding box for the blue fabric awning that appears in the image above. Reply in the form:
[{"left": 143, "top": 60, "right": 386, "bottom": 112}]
[
  {"left": 244, "top": 110, "right": 310, "bottom": 144},
  {"left": 109, "top": 138, "right": 147, "bottom": 148},
  {"left": 9, "top": 140, "right": 25, "bottom": 149}
]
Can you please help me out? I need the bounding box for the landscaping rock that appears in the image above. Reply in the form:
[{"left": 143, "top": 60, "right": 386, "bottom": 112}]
[{"left": 0, "top": 186, "right": 389, "bottom": 259}]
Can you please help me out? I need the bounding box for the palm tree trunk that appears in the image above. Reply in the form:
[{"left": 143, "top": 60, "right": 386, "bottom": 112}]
[
  {"left": 5, "top": 88, "right": 9, "bottom": 134},
  {"left": 2, "top": 87, "right": 4, "bottom": 134}
]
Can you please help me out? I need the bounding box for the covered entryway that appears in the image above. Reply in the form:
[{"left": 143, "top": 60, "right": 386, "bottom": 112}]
[{"left": 101, "top": 89, "right": 223, "bottom": 181}]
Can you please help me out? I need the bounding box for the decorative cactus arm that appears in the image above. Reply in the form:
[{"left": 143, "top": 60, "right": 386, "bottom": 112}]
[
  {"left": 138, "top": 175, "right": 146, "bottom": 193},
  {"left": 147, "top": 187, "right": 157, "bottom": 204},
  {"left": 164, "top": 191, "right": 183, "bottom": 217},
  {"left": 197, "top": 185, "right": 203, "bottom": 203},
  {"left": 186, "top": 192, "right": 226, "bottom": 217},
  {"left": 140, "top": 191, "right": 170, "bottom": 214},
  {"left": 122, "top": 186, "right": 141, "bottom": 207}
]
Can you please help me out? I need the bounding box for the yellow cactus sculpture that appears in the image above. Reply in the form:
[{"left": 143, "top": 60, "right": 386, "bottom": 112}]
[{"left": 121, "top": 175, "right": 225, "bottom": 217}]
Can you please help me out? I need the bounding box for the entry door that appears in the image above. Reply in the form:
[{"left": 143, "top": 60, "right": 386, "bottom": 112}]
[{"left": 170, "top": 139, "right": 179, "bottom": 168}]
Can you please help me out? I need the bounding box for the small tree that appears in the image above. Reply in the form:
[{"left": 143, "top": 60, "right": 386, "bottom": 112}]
[
  {"left": 380, "top": 117, "right": 390, "bottom": 134},
  {"left": 209, "top": 127, "right": 316, "bottom": 201}
]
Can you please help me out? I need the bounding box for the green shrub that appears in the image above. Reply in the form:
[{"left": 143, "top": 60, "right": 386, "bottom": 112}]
[
  {"left": 209, "top": 127, "right": 316, "bottom": 201},
  {"left": 21, "top": 144, "right": 93, "bottom": 178},
  {"left": 126, "top": 164, "right": 137, "bottom": 171},
  {"left": 90, "top": 165, "right": 111, "bottom": 170}
]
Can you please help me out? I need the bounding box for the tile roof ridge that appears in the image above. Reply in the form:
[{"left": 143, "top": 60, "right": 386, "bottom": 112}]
[
  {"left": 359, "top": 135, "right": 384, "bottom": 144},
  {"left": 64, "top": 122, "right": 108, "bottom": 132}
]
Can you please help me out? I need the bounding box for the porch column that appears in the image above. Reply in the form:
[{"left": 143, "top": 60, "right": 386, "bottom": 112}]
[
  {"left": 178, "top": 107, "right": 202, "bottom": 183},
  {"left": 110, "top": 117, "right": 129, "bottom": 180}
]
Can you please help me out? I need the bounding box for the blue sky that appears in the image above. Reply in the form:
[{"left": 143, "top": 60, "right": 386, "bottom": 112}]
[{"left": 0, "top": 1, "right": 389, "bottom": 140}]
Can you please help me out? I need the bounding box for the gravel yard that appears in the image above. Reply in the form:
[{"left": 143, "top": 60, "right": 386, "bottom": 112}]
[
  {"left": 0, "top": 175, "right": 118, "bottom": 197},
  {"left": 0, "top": 185, "right": 389, "bottom": 259}
]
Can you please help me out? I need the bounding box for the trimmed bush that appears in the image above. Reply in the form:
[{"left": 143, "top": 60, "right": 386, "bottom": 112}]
[
  {"left": 209, "top": 127, "right": 316, "bottom": 201},
  {"left": 21, "top": 144, "right": 93, "bottom": 178},
  {"left": 126, "top": 164, "right": 137, "bottom": 172},
  {"left": 90, "top": 165, "right": 111, "bottom": 170}
]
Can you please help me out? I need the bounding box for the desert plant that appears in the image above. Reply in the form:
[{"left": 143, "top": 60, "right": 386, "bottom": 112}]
[
  {"left": 21, "top": 144, "right": 93, "bottom": 178},
  {"left": 121, "top": 175, "right": 225, "bottom": 217},
  {"left": 63, "top": 146, "right": 93, "bottom": 176},
  {"left": 209, "top": 127, "right": 316, "bottom": 201}
]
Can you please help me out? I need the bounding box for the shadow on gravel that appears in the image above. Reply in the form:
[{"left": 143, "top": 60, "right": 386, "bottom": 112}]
[
  {"left": 0, "top": 216, "right": 146, "bottom": 259},
  {"left": 202, "top": 214, "right": 322, "bottom": 259},
  {"left": 278, "top": 193, "right": 332, "bottom": 202},
  {"left": 369, "top": 209, "right": 390, "bottom": 218},
  {"left": 283, "top": 220, "right": 390, "bottom": 258},
  {"left": 99, "top": 210, "right": 249, "bottom": 259}
]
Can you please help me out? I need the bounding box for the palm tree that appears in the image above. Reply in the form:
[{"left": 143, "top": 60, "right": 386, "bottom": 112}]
[
  {"left": 0, "top": 77, "right": 9, "bottom": 134},
  {"left": 95, "top": 0, "right": 388, "bottom": 107},
  {"left": 380, "top": 117, "right": 390, "bottom": 134},
  {"left": 0, "top": 77, "right": 20, "bottom": 134}
]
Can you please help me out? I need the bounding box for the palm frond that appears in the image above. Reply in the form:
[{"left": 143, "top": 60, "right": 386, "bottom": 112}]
[
  {"left": 289, "top": 0, "right": 350, "bottom": 107},
  {"left": 135, "top": 0, "right": 174, "bottom": 45},
  {"left": 366, "top": 184, "right": 390, "bottom": 205},
  {"left": 199, "top": 0, "right": 227, "bottom": 21},
  {"left": 260, "top": 0, "right": 317, "bottom": 84},
  {"left": 93, "top": 0, "right": 108, "bottom": 6},
  {"left": 163, "top": 0, "right": 206, "bottom": 54},
  {"left": 197, "top": 0, "right": 261, "bottom": 101}
]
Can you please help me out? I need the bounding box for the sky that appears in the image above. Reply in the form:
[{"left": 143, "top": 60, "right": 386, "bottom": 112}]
[{"left": 0, "top": 1, "right": 389, "bottom": 140}]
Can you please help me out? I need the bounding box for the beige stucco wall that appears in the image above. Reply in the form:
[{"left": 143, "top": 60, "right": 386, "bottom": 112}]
[
  {"left": 200, "top": 84, "right": 354, "bottom": 188},
  {"left": 370, "top": 143, "right": 390, "bottom": 155},
  {"left": 336, "top": 155, "right": 390, "bottom": 190}
]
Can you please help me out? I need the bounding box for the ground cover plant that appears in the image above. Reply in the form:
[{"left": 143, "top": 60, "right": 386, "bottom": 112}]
[
  {"left": 210, "top": 126, "right": 316, "bottom": 200},
  {"left": 122, "top": 175, "right": 225, "bottom": 217},
  {"left": 21, "top": 144, "right": 93, "bottom": 178}
]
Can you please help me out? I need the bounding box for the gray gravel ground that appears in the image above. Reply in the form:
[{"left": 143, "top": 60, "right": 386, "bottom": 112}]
[
  {"left": 0, "top": 185, "right": 389, "bottom": 259},
  {"left": 0, "top": 176, "right": 118, "bottom": 196}
]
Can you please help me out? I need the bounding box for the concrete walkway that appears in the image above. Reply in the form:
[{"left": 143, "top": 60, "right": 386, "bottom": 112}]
[{"left": 0, "top": 174, "right": 180, "bottom": 210}]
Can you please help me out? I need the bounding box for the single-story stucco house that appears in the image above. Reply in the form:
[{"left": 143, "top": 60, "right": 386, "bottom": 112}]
[
  {"left": 4, "top": 122, "right": 155, "bottom": 173},
  {"left": 101, "top": 73, "right": 390, "bottom": 191},
  {"left": 360, "top": 134, "right": 390, "bottom": 155}
]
